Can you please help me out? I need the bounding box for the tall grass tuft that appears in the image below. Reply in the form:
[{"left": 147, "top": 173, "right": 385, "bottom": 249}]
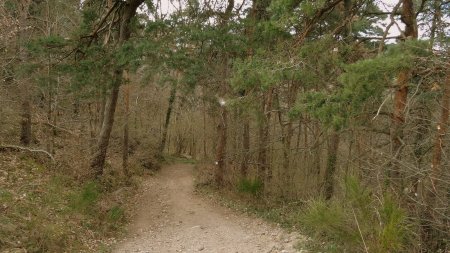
[
  {"left": 69, "top": 181, "right": 100, "bottom": 214},
  {"left": 237, "top": 178, "right": 263, "bottom": 196}
]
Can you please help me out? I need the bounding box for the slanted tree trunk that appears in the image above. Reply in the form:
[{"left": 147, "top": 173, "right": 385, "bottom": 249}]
[
  {"left": 91, "top": 81, "right": 120, "bottom": 177},
  {"left": 158, "top": 82, "right": 177, "bottom": 156},
  {"left": 90, "top": 0, "right": 144, "bottom": 178}
]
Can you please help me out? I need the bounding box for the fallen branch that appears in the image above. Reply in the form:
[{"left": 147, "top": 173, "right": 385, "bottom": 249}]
[
  {"left": 0, "top": 145, "right": 55, "bottom": 162},
  {"left": 42, "top": 122, "right": 75, "bottom": 135}
]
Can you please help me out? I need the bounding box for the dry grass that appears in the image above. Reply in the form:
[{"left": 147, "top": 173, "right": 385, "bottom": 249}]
[{"left": 0, "top": 151, "right": 148, "bottom": 252}]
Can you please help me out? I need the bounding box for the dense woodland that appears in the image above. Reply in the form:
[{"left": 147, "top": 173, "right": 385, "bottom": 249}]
[{"left": 0, "top": 0, "right": 449, "bottom": 252}]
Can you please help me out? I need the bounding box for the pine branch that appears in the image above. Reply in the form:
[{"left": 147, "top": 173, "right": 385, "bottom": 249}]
[
  {"left": 295, "top": 0, "right": 345, "bottom": 46},
  {"left": 85, "top": 0, "right": 121, "bottom": 47}
]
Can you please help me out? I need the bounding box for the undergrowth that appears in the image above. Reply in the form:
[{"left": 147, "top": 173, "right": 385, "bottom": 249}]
[
  {"left": 0, "top": 153, "right": 135, "bottom": 252},
  {"left": 300, "top": 176, "right": 412, "bottom": 253},
  {"left": 195, "top": 179, "right": 305, "bottom": 229}
]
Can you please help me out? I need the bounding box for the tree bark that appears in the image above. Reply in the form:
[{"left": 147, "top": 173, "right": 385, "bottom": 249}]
[
  {"left": 281, "top": 82, "right": 299, "bottom": 190},
  {"left": 422, "top": 73, "right": 449, "bottom": 252},
  {"left": 90, "top": 0, "right": 144, "bottom": 178},
  {"left": 90, "top": 81, "right": 120, "bottom": 177},
  {"left": 258, "top": 88, "right": 273, "bottom": 185},
  {"left": 215, "top": 106, "right": 228, "bottom": 186},
  {"left": 203, "top": 100, "right": 208, "bottom": 158},
  {"left": 390, "top": 70, "right": 410, "bottom": 187},
  {"left": 158, "top": 82, "right": 177, "bottom": 155},
  {"left": 122, "top": 76, "right": 130, "bottom": 176},
  {"left": 20, "top": 100, "right": 32, "bottom": 146},
  {"left": 88, "top": 103, "right": 95, "bottom": 148},
  {"left": 98, "top": 91, "right": 106, "bottom": 134},
  {"left": 17, "top": 1, "right": 32, "bottom": 147},
  {"left": 389, "top": 0, "right": 418, "bottom": 189},
  {"left": 324, "top": 131, "right": 340, "bottom": 200},
  {"left": 214, "top": 0, "right": 234, "bottom": 185},
  {"left": 241, "top": 118, "right": 250, "bottom": 178},
  {"left": 429, "top": 0, "right": 442, "bottom": 47}
]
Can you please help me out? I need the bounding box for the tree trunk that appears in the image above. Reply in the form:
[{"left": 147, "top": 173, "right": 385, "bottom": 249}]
[
  {"left": 258, "top": 88, "right": 273, "bottom": 185},
  {"left": 429, "top": 0, "right": 442, "bottom": 47},
  {"left": 46, "top": 65, "right": 53, "bottom": 154},
  {"left": 282, "top": 82, "right": 299, "bottom": 190},
  {"left": 98, "top": 92, "right": 106, "bottom": 134},
  {"left": 324, "top": 131, "right": 340, "bottom": 200},
  {"left": 422, "top": 73, "right": 449, "bottom": 252},
  {"left": 215, "top": 106, "right": 228, "bottom": 186},
  {"left": 17, "top": 3, "right": 31, "bottom": 147},
  {"left": 203, "top": 101, "right": 208, "bottom": 159},
  {"left": 158, "top": 82, "right": 177, "bottom": 155},
  {"left": 90, "top": 82, "right": 120, "bottom": 177},
  {"left": 389, "top": 0, "right": 418, "bottom": 189},
  {"left": 20, "top": 100, "right": 32, "bottom": 146},
  {"left": 122, "top": 78, "right": 130, "bottom": 176},
  {"left": 89, "top": 0, "right": 143, "bottom": 178},
  {"left": 390, "top": 71, "right": 409, "bottom": 187},
  {"left": 411, "top": 105, "right": 430, "bottom": 195},
  {"left": 241, "top": 119, "right": 250, "bottom": 178},
  {"left": 88, "top": 103, "right": 95, "bottom": 148}
]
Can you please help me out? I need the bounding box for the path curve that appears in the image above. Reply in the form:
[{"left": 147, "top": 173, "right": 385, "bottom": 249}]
[{"left": 113, "top": 164, "right": 303, "bottom": 253}]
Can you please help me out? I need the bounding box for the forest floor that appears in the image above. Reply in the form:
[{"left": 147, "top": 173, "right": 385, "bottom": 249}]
[{"left": 112, "top": 163, "right": 306, "bottom": 253}]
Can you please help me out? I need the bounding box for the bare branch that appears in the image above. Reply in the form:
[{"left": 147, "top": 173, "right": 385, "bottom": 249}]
[{"left": 0, "top": 145, "right": 55, "bottom": 162}]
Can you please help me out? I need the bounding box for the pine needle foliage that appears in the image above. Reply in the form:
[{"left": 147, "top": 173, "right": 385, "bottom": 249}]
[{"left": 292, "top": 40, "right": 432, "bottom": 130}]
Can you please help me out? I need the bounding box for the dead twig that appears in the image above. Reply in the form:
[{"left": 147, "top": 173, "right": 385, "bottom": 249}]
[{"left": 352, "top": 208, "right": 369, "bottom": 253}]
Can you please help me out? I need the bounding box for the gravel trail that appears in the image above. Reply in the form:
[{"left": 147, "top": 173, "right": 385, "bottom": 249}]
[{"left": 113, "top": 164, "right": 305, "bottom": 253}]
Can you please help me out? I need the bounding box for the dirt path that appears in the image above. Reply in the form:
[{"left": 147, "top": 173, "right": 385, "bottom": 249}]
[{"left": 113, "top": 164, "right": 305, "bottom": 253}]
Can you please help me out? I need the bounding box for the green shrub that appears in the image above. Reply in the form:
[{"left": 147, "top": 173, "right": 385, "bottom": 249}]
[
  {"left": 378, "top": 196, "right": 408, "bottom": 252},
  {"left": 237, "top": 178, "right": 263, "bottom": 196},
  {"left": 300, "top": 176, "right": 411, "bottom": 253}
]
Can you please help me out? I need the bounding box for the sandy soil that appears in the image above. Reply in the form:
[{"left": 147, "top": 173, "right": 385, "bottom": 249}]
[{"left": 113, "top": 164, "right": 305, "bottom": 253}]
